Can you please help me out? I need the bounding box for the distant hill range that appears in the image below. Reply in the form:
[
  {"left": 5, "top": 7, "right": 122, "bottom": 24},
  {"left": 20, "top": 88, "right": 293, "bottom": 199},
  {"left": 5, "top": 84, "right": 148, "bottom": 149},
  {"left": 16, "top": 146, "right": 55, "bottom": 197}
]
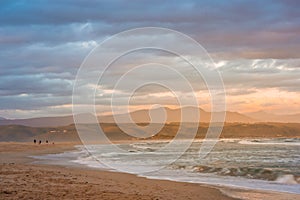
[
  {"left": 0, "top": 107, "right": 299, "bottom": 127},
  {"left": 245, "top": 111, "right": 300, "bottom": 123},
  {"left": 98, "top": 107, "right": 256, "bottom": 124}
]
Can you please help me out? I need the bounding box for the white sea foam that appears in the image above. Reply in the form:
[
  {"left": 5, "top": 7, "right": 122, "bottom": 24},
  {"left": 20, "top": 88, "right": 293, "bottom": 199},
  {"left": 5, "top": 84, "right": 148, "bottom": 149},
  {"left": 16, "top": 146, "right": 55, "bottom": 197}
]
[{"left": 275, "top": 174, "right": 298, "bottom": 185}]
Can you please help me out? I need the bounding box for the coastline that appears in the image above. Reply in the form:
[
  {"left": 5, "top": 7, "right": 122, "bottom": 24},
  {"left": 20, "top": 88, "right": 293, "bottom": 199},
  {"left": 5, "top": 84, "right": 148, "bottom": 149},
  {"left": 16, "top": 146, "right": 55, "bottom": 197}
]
[{"left": 1, "top": 142, "right": 299, "bottom": 200}]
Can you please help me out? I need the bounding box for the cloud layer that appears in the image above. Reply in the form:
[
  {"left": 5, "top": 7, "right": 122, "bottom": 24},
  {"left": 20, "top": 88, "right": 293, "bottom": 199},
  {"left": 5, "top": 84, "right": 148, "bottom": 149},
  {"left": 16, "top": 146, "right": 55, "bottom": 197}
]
[{"left": 0, "top": 0, "right": 299, "bottom": 118}]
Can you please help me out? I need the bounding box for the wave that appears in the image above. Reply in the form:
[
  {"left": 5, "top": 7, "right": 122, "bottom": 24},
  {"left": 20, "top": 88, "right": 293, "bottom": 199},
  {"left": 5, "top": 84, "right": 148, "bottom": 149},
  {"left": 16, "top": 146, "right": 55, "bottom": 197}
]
[
  {"left": 238, "top": 138, "right": 300, "bottom": 146},
  {"left": 129, "top": 143, "right": 156, "bottom": 152},
  {"left": 171, "top": 164, "right": 300, "bottom": 184}
]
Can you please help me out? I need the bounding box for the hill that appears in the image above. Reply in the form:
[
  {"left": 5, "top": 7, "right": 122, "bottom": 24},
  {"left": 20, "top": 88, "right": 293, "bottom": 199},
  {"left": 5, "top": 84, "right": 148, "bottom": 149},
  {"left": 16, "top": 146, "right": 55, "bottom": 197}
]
[{"left": 0, "top": 113, "right": 94, "bottom": 127}]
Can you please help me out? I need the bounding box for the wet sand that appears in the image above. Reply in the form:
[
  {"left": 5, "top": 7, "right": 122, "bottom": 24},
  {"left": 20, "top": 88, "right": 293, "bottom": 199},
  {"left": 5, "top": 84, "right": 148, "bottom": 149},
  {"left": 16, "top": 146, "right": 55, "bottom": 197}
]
[{"left": 0, "top": 142, "right": 299, "bottom": 200}]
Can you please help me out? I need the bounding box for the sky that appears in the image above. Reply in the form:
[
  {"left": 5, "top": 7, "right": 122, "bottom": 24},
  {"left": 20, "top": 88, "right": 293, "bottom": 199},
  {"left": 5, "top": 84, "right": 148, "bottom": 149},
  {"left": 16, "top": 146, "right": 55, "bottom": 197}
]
[{"left": 0, "top": 0, "right": 300, "bottom": 119}]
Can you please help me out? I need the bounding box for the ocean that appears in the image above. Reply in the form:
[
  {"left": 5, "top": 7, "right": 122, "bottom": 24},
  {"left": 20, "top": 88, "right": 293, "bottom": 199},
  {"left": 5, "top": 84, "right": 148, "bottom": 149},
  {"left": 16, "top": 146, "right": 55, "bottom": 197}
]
[{"left": 33, "top": 138, "right": 300, "bottom": 194}]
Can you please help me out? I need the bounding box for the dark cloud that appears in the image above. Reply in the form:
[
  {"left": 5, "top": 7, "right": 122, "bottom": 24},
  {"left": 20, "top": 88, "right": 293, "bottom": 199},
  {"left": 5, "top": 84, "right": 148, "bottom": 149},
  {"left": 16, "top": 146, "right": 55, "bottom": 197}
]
[
  {"left": 0, "top": 0, "right": 299, "bottom": 55},
  {"left": 0, "top": 74, "right": 73, "bottom": 96}
]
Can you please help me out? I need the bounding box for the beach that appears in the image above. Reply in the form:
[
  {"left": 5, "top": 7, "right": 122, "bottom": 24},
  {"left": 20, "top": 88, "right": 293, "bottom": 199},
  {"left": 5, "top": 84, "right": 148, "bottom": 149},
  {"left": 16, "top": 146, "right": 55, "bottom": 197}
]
[
  {"left": 1, "top": 1, "right": 300, "bottom": 199},
  {"left": 0, "top": 142, "right": 299, "bottom": 200}
]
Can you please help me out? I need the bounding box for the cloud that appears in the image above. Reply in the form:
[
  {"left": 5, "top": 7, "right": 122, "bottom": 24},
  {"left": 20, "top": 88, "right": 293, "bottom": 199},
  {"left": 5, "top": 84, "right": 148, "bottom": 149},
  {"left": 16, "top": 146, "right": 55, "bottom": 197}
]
[{"left": 219, "top": 59, "right": 300, "bottom": 92}]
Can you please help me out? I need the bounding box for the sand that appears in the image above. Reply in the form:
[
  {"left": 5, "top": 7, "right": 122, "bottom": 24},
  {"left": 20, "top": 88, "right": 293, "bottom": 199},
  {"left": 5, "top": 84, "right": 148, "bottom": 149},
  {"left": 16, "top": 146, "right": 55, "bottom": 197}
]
[{"left": 0, "top": 142, "right": 299, "bottom": 200}]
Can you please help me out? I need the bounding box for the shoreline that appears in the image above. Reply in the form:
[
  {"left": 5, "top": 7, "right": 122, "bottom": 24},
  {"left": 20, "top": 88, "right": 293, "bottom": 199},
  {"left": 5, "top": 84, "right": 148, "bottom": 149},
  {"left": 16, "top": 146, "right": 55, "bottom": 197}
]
[{"left": 1, "top": 142, "right": 299, "bottom": 200}]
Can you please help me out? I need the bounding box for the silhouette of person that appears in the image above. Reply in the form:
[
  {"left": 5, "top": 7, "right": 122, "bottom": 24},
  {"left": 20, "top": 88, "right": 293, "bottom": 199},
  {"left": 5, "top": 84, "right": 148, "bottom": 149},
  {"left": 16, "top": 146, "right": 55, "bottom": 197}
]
[
  {"left": 39, "top": 140, "right": 41, "bottom": 144},
  {"left": 34, "top": 139, "right": 36, "bottom": 144}
]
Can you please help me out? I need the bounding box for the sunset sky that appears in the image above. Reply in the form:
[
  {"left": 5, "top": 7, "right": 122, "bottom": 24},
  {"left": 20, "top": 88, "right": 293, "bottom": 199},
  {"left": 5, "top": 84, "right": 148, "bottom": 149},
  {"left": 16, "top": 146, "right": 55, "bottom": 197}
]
[{"left": 1, "top": 0, "right": 300, "bottom": 119}]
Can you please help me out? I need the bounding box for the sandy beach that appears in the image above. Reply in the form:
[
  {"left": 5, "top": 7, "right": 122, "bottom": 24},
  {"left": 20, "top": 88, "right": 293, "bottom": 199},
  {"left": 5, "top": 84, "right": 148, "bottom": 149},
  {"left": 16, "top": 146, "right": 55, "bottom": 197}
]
[{"left": 0, "top": 142, "right": 299, "bottom": 200}]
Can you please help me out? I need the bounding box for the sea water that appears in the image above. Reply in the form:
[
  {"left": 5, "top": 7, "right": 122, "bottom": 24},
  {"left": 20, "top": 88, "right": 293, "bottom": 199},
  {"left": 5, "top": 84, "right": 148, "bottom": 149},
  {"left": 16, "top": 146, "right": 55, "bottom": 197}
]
[{"left": 33, "top": 138, "right": 300, "bottom": 194}]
